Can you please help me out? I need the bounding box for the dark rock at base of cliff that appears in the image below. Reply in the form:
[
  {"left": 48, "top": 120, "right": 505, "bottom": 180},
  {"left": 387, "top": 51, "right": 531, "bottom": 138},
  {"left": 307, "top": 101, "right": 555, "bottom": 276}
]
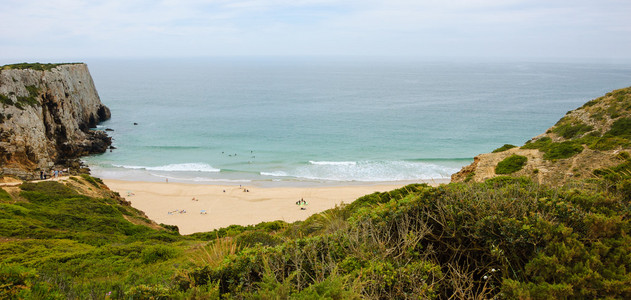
[{"left": 87, "top": 131, "right": 112, "bottom": 154}]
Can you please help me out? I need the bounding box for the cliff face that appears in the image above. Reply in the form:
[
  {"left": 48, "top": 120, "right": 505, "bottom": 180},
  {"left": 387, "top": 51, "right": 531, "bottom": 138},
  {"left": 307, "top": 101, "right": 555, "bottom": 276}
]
[
  {"left": 452, "top": 86, "right": 631, "bottom": 186},
  {"left": 0, "top": 63, "right": 111, "bottom": 179}
]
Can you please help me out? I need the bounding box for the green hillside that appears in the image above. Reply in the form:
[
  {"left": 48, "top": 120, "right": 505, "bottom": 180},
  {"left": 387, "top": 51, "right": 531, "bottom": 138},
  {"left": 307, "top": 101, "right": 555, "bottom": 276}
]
[{"left": 2, "top": 154, "right": 631, "bottom": 299}]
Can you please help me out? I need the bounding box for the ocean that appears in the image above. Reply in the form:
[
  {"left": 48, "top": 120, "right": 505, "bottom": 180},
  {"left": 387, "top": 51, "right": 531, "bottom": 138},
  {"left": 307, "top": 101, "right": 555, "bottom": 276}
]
[{"left": 82, "top": 57, "right": 631, "bottom": 185}]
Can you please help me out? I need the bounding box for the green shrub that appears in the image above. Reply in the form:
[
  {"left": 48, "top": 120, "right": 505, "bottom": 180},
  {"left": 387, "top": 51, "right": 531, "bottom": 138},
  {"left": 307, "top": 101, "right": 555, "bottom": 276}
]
[
  {"left": 20, "top": 181, "right": 78, "bottom": 200},
  {"left": 235, "top": 231, "right": 283, "bottom": 248},
  {"left": 80, "top": 174, "right": 103, "bottom": 187},
  {"left": 0, "top": 263, "right": 37, "bottom": 298},
  {"left": 0, "top": 189, "right": 12, "bottom": 202},
  {"left": 495, "top": 155, "right": 528, "bottom": 174},
  {"left": 464, "top": 172, "right": 475, "bottom": 182},
  {"left": 588, "top": 137, "right": 631, "bottom": 150},
  {"left": 492, "top": 144, "right": 517, "bottom": 153},
  {"left": 125, "top": 284, "right": 170, "bottom": 299},
  {"left": 552, "top": 121, "right": 593, "bottom": 139},
  {"left": 605, "top": 117, "right": 631, "bottom": 138},
  {"left": 521, "top": 137, "right": 551, "bottom": 150},
  {"left": 0, "top": 94, "right": 14, "bottom": 106},
  {"left": 141, "top": 245, "right": 178, "bottom": 264},
  {"left": 542, "top": 141, "right": 584, "bottom": 160}
]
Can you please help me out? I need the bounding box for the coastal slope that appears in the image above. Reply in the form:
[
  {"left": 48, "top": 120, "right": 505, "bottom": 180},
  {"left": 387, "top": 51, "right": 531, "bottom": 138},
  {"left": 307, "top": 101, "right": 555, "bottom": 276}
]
[
  {"left": 0, "top": 63, "right": 111, "bottom": 179},
  {"left": 452, "top": 86, "right": 631, "bottom": 185}
]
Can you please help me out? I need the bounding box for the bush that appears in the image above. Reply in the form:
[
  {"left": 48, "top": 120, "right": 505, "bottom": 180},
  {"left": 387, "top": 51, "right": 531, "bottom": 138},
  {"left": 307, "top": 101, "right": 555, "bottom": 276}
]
[
  {"left": 141, "top": 245, "right": 178, "bottom": 264},
  {"left": 552, "top": 121, "right": 593, "bottom": 139},
  {"left": 495, "top": 155, "right": 528, "bottom": 174},
  {"left": 126, "top": 284, "right": 170, "bottom": 299},
  {"left": 606, "top": 117, "right": 631, "bottom": 138},
  {"left": 492, "top": 144, "right": 517, "bottom": 153},
  {"left": 0, "top": 94, "right": 14, "bottom": 106},
  {"left": 521, "top": 137, "right": 551, "bottom": 150},
  {"left": 0, "top": 264, "right": 36, "bottom": 298},
  {"left": 0, "top": 189, "right": 12, "bottom": 202},
  {"left": 80, "top": 174, "right": 103, "bottom": 187},
  {"left": 235, "top": 231, "right": 283, "bottom": 248},
  {"left": 542, "top": 141, "right": 584, "bottom": 160},
  {"left": 588, "top": 137, "right": 631, "bottom": 150}
]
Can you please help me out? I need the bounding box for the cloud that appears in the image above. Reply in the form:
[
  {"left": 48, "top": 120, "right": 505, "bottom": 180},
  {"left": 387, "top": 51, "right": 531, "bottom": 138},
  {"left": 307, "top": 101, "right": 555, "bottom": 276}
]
[{"left": 0, "top": 0, "right": 630, "bottom": 60}]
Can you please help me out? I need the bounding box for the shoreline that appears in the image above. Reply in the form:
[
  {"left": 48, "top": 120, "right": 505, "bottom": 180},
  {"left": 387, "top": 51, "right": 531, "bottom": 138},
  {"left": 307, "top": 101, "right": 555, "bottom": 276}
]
[{"left": 104, "top": 178, "right": 449, "bottom": 235}]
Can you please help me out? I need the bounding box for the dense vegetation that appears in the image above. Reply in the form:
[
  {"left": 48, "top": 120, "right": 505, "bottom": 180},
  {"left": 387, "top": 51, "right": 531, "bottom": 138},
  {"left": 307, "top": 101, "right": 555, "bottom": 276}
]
[
  {"left": 2, "top": 155, "right": 630, "bottom": 299},
  {"left": 520, "top": 87, "right": 631, "bottom": 160},
  {"left": 495, "top": 154, "right": 527, "bottom": 174}
]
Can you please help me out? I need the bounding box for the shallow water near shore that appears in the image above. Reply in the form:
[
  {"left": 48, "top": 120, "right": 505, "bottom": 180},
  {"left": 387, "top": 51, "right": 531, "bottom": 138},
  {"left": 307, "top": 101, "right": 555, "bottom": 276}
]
[{"left": 82, "top": 58, "right": 631, "bottom": 185}]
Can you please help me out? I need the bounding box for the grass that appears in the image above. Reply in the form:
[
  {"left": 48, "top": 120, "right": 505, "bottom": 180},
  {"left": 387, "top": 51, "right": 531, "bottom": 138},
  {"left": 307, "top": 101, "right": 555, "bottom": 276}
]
[
  {"left": 495, "top": 154, "right": 528, "bottom": 174},
  {"left": 0, "top": 62, "right": 80, "bottom": 71}
]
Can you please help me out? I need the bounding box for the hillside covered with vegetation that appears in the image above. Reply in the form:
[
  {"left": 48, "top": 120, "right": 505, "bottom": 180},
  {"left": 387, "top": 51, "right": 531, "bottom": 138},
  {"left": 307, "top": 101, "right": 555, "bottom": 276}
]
[
  {"left": 1, "top": 86, "right": 631, "bottom": 299},
  {"left": 2, "top": 161, "right": 630, "bottom": 298},
  {"left": 452, "top": 86, "right": 631, "bottom": 186}
]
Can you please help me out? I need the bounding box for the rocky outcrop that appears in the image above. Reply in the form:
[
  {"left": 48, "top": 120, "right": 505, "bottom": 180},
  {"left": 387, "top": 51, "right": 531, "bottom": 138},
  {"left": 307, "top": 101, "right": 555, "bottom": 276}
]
[
  {"left": 0, "top": 63, "right": 111, "bottom": 179},
  {"left": 452, "top": 86, "right": 631, "bottom": 186}
]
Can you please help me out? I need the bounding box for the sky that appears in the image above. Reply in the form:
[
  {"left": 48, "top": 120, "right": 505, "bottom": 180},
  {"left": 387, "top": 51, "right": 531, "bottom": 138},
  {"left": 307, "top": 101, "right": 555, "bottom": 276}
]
[{"left": 1, "top": 0, "right": 631, "bottom": 62}]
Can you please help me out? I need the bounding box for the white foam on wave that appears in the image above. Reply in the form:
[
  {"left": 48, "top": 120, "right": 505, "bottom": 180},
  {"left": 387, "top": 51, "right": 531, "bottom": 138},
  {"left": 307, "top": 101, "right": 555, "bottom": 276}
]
[
  {"left": 309, "top": 161, "right": 357, "bottom": 166},
  {"left": 261, "top": 160, "right": 460, "bottom": 182},
  {"left": 113, "top": 163, "right": 220, "bottom": 173},
  {"left": 260, "top": 171, "right": 289, "bottom": 177},
  {"left": 150, "top": 173, "right": 250, "bottom": 183}
]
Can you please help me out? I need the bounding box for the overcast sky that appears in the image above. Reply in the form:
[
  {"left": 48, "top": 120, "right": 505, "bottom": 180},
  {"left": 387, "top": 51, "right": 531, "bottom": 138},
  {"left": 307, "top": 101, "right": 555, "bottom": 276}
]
[{"left": 1, "top": 0, "right": 630, "bottom": 62}]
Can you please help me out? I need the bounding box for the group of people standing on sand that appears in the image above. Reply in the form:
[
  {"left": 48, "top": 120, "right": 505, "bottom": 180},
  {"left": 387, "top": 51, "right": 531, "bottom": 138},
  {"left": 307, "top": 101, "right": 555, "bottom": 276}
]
[
  {"left": 296, "top": 198, "right": 308, "bottom": 210},
  {"left": 39, "top": 169, "right": 67, "bottom": 180}
]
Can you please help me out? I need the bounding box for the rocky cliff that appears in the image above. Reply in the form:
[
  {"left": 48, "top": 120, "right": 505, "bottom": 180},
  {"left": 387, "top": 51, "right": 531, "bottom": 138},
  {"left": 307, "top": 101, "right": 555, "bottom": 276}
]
[
  {"left": 0, "top": 63, "right": 111, "bottom": 179},
  {"left": 452, "top": 86, "right": 631, "bottom": 186}
]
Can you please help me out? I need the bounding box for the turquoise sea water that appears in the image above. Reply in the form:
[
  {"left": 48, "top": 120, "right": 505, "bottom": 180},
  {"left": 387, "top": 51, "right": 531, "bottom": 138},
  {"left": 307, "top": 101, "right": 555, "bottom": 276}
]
[{"left": 82, "top": 58, "right": 631, "bottom": 185}]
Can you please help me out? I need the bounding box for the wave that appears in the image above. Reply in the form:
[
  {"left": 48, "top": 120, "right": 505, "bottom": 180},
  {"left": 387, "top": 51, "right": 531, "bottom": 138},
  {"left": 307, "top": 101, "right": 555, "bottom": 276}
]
[
  {"left": 112, "top": 163, "right": 220, "bottom": 173},
  {"left": 309, "top": 161, "right": 357, "bottom": 166},
  {"left": 150, "top": 173, "right": 250, "bottom": 183},
  {"left": 261, "top": 160, "right": 460, "bottom": 182},
  {"left": 260, "top": 171, "right": 289, "bottom": 177}
]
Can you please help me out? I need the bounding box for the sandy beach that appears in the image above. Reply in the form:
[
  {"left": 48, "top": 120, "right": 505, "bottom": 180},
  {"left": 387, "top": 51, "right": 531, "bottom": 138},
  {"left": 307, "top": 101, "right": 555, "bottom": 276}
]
[{"left": 104, "top": 179, "right": 447, "bottom": 235}]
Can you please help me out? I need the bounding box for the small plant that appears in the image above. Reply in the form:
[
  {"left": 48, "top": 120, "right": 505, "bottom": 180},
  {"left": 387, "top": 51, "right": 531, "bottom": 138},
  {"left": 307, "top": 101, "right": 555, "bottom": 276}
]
[
  {"left": 0, "top": 94, "right": 14, "bottom": 106},
  {"left": 495, "top": 155, "right": 528, "bottom": 174},
  {"left": 464, "top": 172, "right": 475, "bottom": 182},
  {"left": 492, "top": 144, "right": 517, "bottom": 153}
]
